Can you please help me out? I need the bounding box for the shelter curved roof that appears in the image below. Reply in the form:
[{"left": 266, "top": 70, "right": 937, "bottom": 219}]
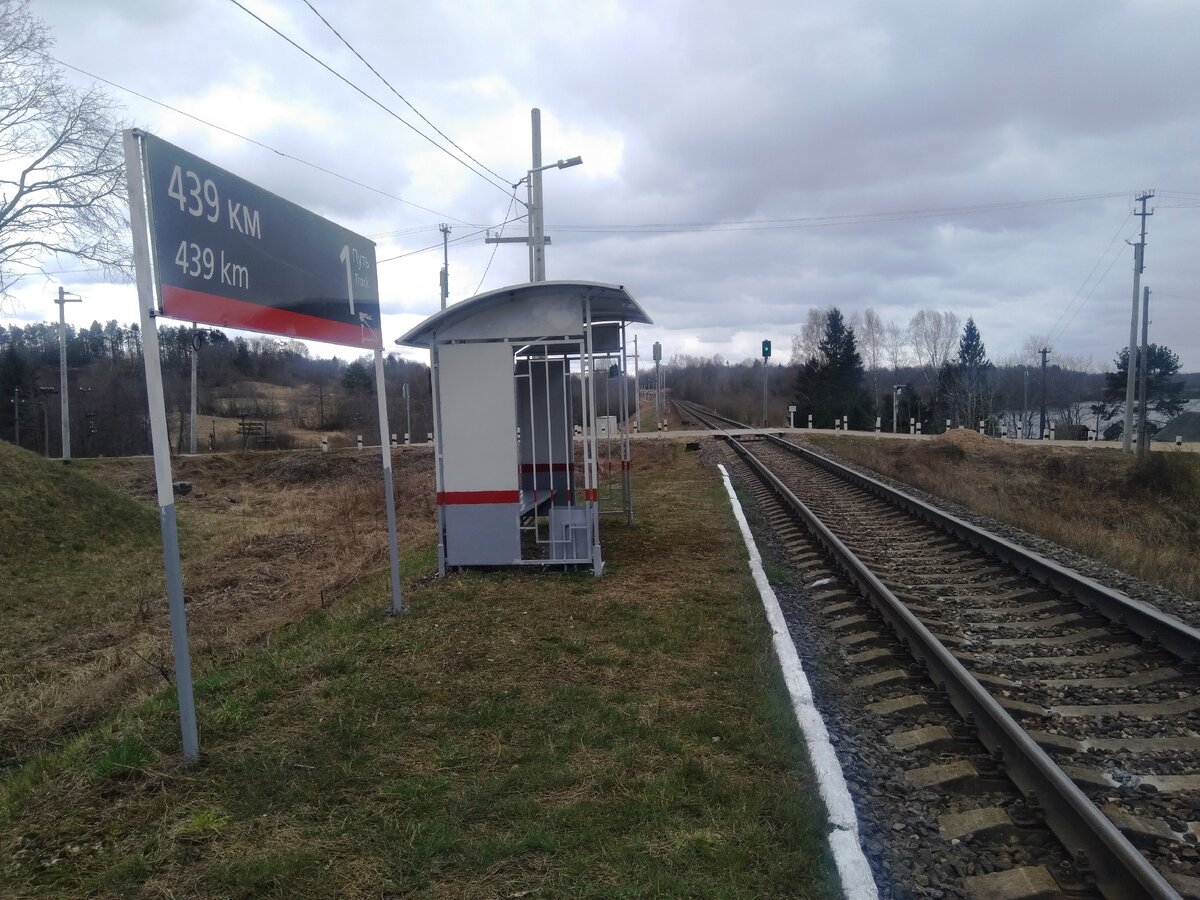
[{"left": 396, "top": 281, "right": 651, "bottom": 348}]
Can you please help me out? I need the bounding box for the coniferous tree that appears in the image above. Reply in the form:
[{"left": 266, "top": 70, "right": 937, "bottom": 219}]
[
  {"left": 1101, "top": 344, "right": 1185, "bottom": 439},
  {"left": 953, "top": 317, "right": 992, "bottom": 427},
  {"left": 792, "top": 308, "right": 870, "bottom": 428}
]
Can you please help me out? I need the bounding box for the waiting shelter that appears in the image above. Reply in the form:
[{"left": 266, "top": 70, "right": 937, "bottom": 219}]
[{"left": 397, "top": 281, "right": 651, "bottom": 575}]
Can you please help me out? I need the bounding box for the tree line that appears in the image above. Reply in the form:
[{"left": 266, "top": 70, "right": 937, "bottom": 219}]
[
  {"left": 0, "top": 320, "right": 435, "bottom": 458},
  {"left": 668, "top": 307, "right": 1188, "bottom": 439}
]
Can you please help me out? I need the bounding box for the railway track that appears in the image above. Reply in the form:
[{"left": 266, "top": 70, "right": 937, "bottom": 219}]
[{"left": 675, "top": 399, "right": 1200, "bottom": 899}]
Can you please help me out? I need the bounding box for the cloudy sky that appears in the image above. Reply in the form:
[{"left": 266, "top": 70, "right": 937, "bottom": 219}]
[{"left": 8, "top": 0, "right": 1200, "bottom": 369}]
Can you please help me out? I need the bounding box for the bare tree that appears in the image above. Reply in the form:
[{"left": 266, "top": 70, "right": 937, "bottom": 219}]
[
  {"left": 859, "top": 308, "right": 884, "bottom": 413},
  {"left": 1, "top": 0, "right": 129, "bottom": 301},
  {"left": 789, "top": 307, "right": 827, "bottom": 365},
  {"left": 907, "top": 309, "right": 960, "bottom": 385},
  {"left": 883, "top": 319, "right": 908, "bottom": 373}
]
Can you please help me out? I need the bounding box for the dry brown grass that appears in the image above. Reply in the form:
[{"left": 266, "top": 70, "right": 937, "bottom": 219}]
[
  {"left": 808, "top": 435, "right": 1200, "bottom": 602},
  {"left": 1, "top": 444, "right": 835, "bottom": 898},
  {"left": 2, "top": 448, "right": 436, "bottom": 767}
]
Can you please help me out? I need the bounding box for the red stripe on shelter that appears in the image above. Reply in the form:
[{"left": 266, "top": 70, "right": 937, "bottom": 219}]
[
  {"left": 437, "top": 490, "right": 521, "bottom": 505},
  {"left": 161, "top": 285, "right": 382, "bottom": 350}
]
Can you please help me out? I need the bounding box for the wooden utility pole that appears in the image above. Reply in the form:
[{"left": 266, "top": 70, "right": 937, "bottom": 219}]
[
  {"left": 1136, "top": 286, "right": 1151, "bottom": 459},
  {"left": 1122, "top": 191, "right": 1154, "bottom": 453}
]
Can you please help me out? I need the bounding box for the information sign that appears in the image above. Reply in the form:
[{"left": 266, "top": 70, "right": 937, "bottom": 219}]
[{"left": 133, "top": 131, "right": 381, "bottom": 349}]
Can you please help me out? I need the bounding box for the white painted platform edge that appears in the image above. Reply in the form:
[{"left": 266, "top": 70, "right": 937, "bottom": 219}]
[{"left": 718, "top": 464, "right": 879, "bottom": 900}]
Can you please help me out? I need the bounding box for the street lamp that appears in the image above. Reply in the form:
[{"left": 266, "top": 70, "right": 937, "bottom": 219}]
[
  {"left": 513, "top": 155, "right": 582, "bottom": 283},
  {"left": 513, "top": 109, "right": 581, "bottom": 283}
]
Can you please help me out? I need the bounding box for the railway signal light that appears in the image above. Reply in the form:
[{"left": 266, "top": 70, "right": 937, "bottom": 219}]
[{"left": 761, "top": 339, "right": 771, "bottom": 359}]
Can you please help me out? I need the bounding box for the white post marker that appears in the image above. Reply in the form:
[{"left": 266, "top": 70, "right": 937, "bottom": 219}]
[
  {"left": 374, "top": 350, "right": 405, "bottom": 615},
  {"left": 916, "top": 421, "right": 922, "bottom": 435},
  {"left": 124, "top": 130, "right": 199, "bottom": 763},
  {"left": 357, "top": 434, "right": 363, "bottom": 451},
  {"left": 875, "top": 417, "right": 880, "bottom": 433},
  {"left": 321, "top": 436, "right": 329, "bottom": 453},
  {"left": 808, "top": 414, "right": 813, "bottom": 430},
  {"left": 717, "top": 464, "right": 879, "bottom": 900}
]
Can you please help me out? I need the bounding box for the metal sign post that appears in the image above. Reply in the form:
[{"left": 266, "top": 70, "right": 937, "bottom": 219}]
[
  {"left": 374, "top": 350, "right": 405, "bottom": 614},
  {"left": 123, "top": 129, "right": 407, "bottom": 760},
  {"left": 123, "top": 130, "right": 199, "bottom": 763}
]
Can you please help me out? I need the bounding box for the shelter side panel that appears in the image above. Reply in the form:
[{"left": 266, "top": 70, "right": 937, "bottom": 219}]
[
  {"left": 437, "top": 342, "right": 521, "bottom": 566},
  {"left": 438, "top": 342, "right": 519, "bottom": 492}
]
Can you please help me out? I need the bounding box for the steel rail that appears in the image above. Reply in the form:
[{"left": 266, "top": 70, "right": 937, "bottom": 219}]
[
  {"left": 725, "top": 435, "right": 1179, "bottom": 899},
  {"left": 763, "top": 433, "right": 1200, "bottom": 666}
]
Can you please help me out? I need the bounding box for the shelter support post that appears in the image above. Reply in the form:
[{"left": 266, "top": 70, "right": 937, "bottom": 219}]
[{"left": 621, "top": 323, "right": 633, "bottom": 525}]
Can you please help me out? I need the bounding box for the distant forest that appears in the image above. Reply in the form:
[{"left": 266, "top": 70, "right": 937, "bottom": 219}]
[
  {"left": 666, "top": 308, "right": 1196, "bottom": 438},
  {"left": 3, "top": 310, "right": 1194, "bottom": 457},
  {"left": 0, "top": 320, "right": 434, "bottom": 458}
]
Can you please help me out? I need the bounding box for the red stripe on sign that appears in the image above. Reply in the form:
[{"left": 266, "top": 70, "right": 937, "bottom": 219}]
[
  {"left": 579, "top": 488, "right": 598, "bottom": 502},
  {"left": 161, "top": 285, "right": 383, "bottom": 350},
  {"left": 519, "top": 463, "right": 574, "bottom": 472},
  {"left": 437, "top": 490, "right": 520, "bottom": 505}
]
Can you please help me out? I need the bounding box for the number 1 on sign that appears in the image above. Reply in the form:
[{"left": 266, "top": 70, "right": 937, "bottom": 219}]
[{"left": 339, "top": 244, "right": 355, "bottom": 315}]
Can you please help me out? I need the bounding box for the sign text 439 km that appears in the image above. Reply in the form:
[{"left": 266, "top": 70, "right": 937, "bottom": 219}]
[{"left": 137, "top": 131, "right": 380, "bottom": 349}]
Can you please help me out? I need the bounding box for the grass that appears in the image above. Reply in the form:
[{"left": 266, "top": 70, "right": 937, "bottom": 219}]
[
  {"left": 808, "top": 434, "right": 1200, "bottom": 601},
  {"left": 1, "top": 442, "right": 436, "bottom": 769},
  {"left": 0, "top": 443, "right": 836, "bottom": 898}
]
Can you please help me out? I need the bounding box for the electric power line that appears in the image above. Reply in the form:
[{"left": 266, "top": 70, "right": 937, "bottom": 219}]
[
  {"left": 302, "top": 0, "right": 513, "bottom": 189},
  {"left": 227, "top": 0, "right": 515, "bottom": 197},
  {"left": 46, "top": 53, "right": 481, "bottom": 226},
  {"left": 377, "top": 211, "right": 526, "bottom": 264},
  {"left": 1050, "top": 233, "right": 1132, "bottom": 344},
  {"left": 546, "top": 191, "right": 1131, "bottom": 235},
  {"left": 1045, "top": 212, "right": 1132, "bottom": 343},
  {"left": 475, "top": 189, "right": 520, "bottom": 294}
]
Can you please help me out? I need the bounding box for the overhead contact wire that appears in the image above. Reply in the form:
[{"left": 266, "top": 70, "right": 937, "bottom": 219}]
[
  {"left": 226, "top": 0, "right": 515, "bottom": 198},
  {"left": 47, "top": 53, "right": 480, "bottom": 226},
  {"left": 302, "top": 0, "right": 513, "bottom": 189}
]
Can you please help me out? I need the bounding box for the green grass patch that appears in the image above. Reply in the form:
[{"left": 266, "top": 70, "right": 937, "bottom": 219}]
[{"left": 1, "top": 444, "right": 837, "bottom": 898}]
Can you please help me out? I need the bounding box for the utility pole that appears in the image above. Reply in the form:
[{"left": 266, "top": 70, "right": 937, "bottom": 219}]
[
  {"left": 632, "top": 335, "right": 640, "bottom": 431},
  {"left": 38, "top": 386, "right": 57, "bottom": 458},
  {"left": 1123, "top": 191, "right": 1154, "bottom": 453},
  {"left": 1039, "top": 348, "right": 1049, "bottom": 440},
  {"left": 12, "top": 387, "right": 23, "bottom": 445},
  {"left": 530, "top": 108, "right": 545, "bottom": 282},
  {"left": 54, "top": 286, "right": 82, "bottom": 462},
  {"left": 1137, "top": 286, "right": 1151, "bottom": 460},
  {"left": 439, "top": 224, "right": 451, "bottom": 309},
  {"left": 1023, "top": 368, "right": 1029, "bottom": 438},
  {"left": 653, "top": 341, "right": 663, "bottom": 428},
  {"left": 488, "top": 108, "right": 579, "bottom": 282},
  {"left": 403, "top": 382, "right": 411, "bottom": 444},
  {"left": 893, "top": 384, "right": 903, "bottom": 433}
]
